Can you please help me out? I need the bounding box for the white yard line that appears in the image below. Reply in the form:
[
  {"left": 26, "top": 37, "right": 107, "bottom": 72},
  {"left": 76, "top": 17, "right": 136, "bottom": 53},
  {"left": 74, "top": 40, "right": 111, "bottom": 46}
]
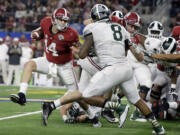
[{"left": 0, "top": 110, "right": 42, "bottom": 121}]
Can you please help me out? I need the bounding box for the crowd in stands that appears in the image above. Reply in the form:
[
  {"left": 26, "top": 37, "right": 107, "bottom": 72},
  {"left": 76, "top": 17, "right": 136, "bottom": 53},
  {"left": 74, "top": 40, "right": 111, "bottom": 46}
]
[
  {"left": 0, "top": 0, "right": 141, "bottom": 33},
  {"left": 169, "top": 0, "right": 180, "bottom": 31}
]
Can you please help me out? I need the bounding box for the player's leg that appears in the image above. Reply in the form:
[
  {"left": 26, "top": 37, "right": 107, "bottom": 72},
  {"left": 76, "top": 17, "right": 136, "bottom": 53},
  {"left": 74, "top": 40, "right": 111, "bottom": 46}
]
[
  {"left": 131, "top": 65, "right": 152, "bottom": 122},
  {"left": 6, "top": 65, "right": 14, "bottom": 85},
  {"left": 42, "top": 64, "right": 130, "bottom": 126},
  {"left": 10, "top": 57, "right": 49, "bottom": 105},
  {"left": 150, "top": 72, "right": 168, "bottom": 103},
  {"left": 121, "top": 77, "right": 165, "bottom": 135},
  {"left": 135, "top": 65, "right": 152, "bottom": 99},
  {"left": 14, "top": 65, "right": 21, "bottom": 85}
]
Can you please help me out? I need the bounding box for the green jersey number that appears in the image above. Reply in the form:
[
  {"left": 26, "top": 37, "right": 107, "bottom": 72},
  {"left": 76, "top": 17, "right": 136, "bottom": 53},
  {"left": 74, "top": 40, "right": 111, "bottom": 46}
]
[{"left": 111, "top": 24, "right": 122, "bottom": 41}]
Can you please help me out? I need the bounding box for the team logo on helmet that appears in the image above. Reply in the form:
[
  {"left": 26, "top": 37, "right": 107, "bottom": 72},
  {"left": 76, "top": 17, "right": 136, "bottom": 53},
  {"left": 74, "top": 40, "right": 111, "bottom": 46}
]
[{"left": 91, "top": 4, "right": 110, "bottom": 22}]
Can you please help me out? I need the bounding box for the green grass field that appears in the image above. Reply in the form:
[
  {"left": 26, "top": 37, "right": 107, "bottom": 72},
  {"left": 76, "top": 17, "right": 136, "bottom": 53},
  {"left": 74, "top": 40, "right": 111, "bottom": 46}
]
[{"left": 0, "top": 85, "right": 179, "bottom": 135}]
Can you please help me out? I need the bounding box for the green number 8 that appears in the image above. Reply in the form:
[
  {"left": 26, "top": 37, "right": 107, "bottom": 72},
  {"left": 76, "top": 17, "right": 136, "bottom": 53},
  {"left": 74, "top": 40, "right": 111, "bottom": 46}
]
[{"left": 111, "top": 24, "right": 122, "bottom": 41}]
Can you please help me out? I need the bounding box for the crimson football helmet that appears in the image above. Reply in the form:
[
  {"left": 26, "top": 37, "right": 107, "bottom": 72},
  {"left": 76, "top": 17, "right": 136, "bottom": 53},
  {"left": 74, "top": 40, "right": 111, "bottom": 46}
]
[
  {"left": 110, "top": 10, "right": 124, "bottom": 25},
  {"left": 52, "top": 8, "right": 70, "bottom": 31},
  {"left": 124, "top": 12, "right": 142, "bottom": 28},
  {"left": 91, "top": 4, "right": 110, "bottom": 22},
  {"left": 171, "top": 26, "right": 180, "bottom": 41},
  {"left": 148, "top": 21, "right": 163, "bottom": 39}
]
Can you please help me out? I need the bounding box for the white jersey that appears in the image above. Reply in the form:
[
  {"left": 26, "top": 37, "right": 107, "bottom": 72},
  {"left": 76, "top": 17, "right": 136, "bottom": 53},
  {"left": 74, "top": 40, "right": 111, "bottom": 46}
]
[
  {"left": 0, "top": 43, "right": 8, "bottom": 60},
  {"left": 83, "top": 21, "right": 130, "bottom": 67},
  {"left": 21, "top": 46, "right": 33, "bottom": 60}
]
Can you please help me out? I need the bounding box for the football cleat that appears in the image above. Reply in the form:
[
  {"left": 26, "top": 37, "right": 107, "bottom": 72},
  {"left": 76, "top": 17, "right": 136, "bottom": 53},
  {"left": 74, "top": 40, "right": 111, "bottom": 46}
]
[
  {"left": 116, "top": 104, "right": 130, "bottom": 128},
  {"left": 101, "top": 109, "right": 119, "bottom": 123},
  {"left": 90, "top": 116, "right": 102, "bottom": 128},
  {"left": 130, "top": 108, "right": 147, "bottom": 122},
  {"left": 10, "top": 92, "right": 26, "bottom": 105},
  {"left": 42, "top": 102, "right": 54, "bottom": 126},
  {"left": 152, "top": 125, "right": 165, "bottom": 135}
]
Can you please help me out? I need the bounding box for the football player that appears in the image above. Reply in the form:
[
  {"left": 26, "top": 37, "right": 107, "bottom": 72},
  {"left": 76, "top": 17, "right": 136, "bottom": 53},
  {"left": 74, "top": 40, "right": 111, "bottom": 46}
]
[
  {"left": 151, "top": 26, "right": 180, "bottom": 62},
  {"left": 41, "top": 4, "right": 165, "bottom": 135},
  {"left": 9, "top": 8, "right": 81, "bottom": 119}
]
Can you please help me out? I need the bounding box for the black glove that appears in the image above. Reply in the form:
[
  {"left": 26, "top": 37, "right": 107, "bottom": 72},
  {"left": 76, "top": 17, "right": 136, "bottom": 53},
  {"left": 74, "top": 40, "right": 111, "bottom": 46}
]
[{"left": 125, "top": 39, "right": 131, "bottom": 50}]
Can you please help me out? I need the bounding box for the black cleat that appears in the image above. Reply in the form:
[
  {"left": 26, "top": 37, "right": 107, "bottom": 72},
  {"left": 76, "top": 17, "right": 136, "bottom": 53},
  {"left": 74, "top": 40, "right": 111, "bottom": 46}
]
[
  {"left": 10, "top": 92, "right": 26, "bottom": 105},
  {"left": 101, "top": 109, "right": 118, "bottom": 123},
  {"left": 90, "top": 116, "right": 102, "bottom": 128},
  {"left": 42, "top": 102, "right": 54, "bottom": 126}
]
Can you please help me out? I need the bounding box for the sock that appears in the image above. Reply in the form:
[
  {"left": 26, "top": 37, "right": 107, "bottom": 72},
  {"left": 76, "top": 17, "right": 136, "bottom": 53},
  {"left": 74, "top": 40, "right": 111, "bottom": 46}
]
[
  {"left": 54, "top": 99, "right": 61, "bottom": 108},
  {"left": 19, "top": 83, "right": 28, "bottom": 95},
  {"left": 146, "top": 112, "right": 160, "bottom": 127},
  {"left": 171, "top": 84, "right": 176, "bottom": 89},
  {"left": 168, "top": 102, "right": 178, "bottom": 109}
]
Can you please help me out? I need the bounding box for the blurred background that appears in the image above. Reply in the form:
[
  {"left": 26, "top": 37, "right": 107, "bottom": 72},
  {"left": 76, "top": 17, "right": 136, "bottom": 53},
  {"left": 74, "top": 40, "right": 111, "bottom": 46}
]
[{"left": 0, "top": 0, "right": 179, "bottom": 87}]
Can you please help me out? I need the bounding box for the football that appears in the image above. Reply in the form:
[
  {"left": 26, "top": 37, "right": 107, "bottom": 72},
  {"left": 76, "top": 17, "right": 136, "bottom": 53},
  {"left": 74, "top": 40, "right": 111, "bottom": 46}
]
[{"left": 31, "top": 28, "right": 44, "bottom": 41}]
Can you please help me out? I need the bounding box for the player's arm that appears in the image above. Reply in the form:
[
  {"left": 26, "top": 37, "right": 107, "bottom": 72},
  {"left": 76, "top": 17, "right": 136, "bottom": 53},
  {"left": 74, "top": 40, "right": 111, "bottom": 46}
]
[
  {"left": 125, "top": 39, "right": 143, "bottom": 62},
  {"left": 152, "top": 54, "right": 180, "bottom": 63},
  {"left": 136, "top": 33, "right": 146, "bottom": 49},
  {"left": 78, "top": 34, "right": 94, "bottom": 59},
  {"left": 31, "top": 27, "right": 44, "bottom": 41},
  {"left": 83, "top": 18, "right": 93, "bottom": 26}
]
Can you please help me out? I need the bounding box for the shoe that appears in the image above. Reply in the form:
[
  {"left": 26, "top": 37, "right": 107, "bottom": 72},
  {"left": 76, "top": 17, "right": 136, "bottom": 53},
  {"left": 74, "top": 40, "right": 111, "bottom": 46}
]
[
  {"left": 152, "top": 125, "right": 165, "bottom": 135},
  {"left": 42, "top": 102, "right": 54, "bottom": 126},
  {"left": 130, "top": 109, "right": 147, "bottom": 122},
  {"left": 101, "top": 109, "right": 119, "bottom": 123},
  {"left": 90, "top": 116, "right": 102, "bottom": 128},
  {"left": 116, "top": 104, "right": 130, "bottom": 128},
  {"left": 10, "top": 92, "right": 26, "bottom": 105}
]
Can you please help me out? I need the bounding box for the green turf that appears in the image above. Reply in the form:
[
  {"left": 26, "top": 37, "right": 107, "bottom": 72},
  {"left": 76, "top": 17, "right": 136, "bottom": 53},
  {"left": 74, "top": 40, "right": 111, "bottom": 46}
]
[{"left": 0, "top": 85, "right": 179, "bottom": 135}]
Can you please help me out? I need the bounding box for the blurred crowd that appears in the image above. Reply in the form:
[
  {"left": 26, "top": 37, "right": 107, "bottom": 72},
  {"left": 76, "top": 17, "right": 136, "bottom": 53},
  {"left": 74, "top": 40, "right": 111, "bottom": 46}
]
[
  {"left": 0, "top": 0, "right": 151, "bottom": 33},
  {"left": 169, "top": 0, "right": 180, "bottom": 31}
]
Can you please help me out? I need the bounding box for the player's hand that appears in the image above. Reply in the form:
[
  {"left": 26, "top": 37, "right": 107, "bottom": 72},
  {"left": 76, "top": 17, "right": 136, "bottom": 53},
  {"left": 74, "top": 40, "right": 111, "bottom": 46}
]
[
  {"left": 31, "top": 31, "right": 40, "bottom": 41},
  {"left": 142, "top": 50, "right": 152, "bottom": 57},
  {"left": 65, "top": 118, "right": 76, "bottom": 124},
  {"left": 70, "top": 46, "right": 80, "bottom": 58}
]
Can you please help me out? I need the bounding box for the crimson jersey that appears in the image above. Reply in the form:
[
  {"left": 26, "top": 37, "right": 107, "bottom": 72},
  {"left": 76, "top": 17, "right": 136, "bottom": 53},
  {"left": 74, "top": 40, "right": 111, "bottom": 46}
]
[
  {"left": 40, "top": 17, "right": 79, "bottom": 64},
  {"left": 131, "top": 35, "right": 140, "bottom": 45}
]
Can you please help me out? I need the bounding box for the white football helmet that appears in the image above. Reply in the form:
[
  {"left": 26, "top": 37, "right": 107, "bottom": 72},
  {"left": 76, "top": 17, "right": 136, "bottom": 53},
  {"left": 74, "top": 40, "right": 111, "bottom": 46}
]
[
  {"left": 161, "top": 37, "right": 177, "bottom": 54},
  {"left": 148, "top": 21, "right": 163, "bottom": 39},
  {"left": 91, "top": 4, "right": 110, "bottom": 22}
]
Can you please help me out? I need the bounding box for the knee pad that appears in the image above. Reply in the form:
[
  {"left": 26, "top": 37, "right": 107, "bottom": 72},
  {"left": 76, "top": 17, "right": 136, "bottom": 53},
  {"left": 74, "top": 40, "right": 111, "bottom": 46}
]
[{"left": 139, "top": 85, "right": 150, "bottom": 95}]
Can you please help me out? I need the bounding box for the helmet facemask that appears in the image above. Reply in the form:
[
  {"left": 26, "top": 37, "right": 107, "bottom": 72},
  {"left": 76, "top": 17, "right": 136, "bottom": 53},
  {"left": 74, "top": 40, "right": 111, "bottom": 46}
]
[
  {"left": 54, "top": 17, "right": 69, "bottom": 31},
  {"left": 148, "top": 21, "right": 163, "bottom": 39}
]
